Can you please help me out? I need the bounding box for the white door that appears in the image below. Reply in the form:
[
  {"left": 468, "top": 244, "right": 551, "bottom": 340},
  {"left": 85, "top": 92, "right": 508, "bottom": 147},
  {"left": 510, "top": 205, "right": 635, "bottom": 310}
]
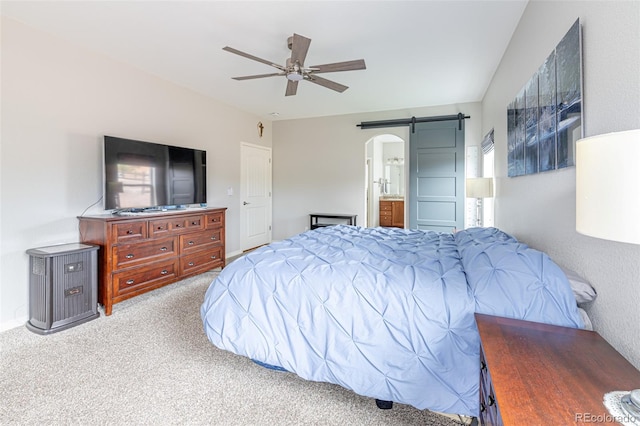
[{"left": 241, "top": 143, "right": 272, "bottom": 251}]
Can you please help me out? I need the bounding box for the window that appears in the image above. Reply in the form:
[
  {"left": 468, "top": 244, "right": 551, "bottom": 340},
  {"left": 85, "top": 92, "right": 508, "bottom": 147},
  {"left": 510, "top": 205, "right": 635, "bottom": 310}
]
[{"left": 481, "top": 130, "right": 495, "bottom": 227}]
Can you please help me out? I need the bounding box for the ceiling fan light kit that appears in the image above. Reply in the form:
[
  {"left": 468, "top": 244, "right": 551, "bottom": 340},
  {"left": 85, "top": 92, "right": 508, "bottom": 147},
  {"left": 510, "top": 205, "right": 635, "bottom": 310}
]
[
  {"left": 223, "top": 33, "right": 366, "bottom": 96},
  {"left": 286, "top": 72, "right": 304, "bottom": 82}
]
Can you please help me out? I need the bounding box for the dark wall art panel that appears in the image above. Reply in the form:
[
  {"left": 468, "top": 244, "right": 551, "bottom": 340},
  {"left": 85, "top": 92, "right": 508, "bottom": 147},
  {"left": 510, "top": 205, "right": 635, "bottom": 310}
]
[
  {"left": 514, "top": 90, "right": 526, "bottom": 176},
  {"left": 507, "top": 19, "right": 582, "bottom": 177},
  {"left": 539, "top": 51, "right": 557, "bottom": 173},
  {"left": 525, "top": 76, "right": 539, "bottom": 175}
]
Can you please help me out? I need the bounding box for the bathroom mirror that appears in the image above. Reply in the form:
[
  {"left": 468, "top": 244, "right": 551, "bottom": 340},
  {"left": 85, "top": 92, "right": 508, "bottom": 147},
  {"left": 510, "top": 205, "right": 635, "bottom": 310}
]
[{"left": 384, "top": 157, "right": 404, "bottom": 196}]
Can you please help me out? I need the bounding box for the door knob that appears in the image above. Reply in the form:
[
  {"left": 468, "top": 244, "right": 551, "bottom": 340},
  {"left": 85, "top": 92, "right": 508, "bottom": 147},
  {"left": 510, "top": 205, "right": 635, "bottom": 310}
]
[{"left": 243, "top": 201, "right": 250, "bottom": 205}]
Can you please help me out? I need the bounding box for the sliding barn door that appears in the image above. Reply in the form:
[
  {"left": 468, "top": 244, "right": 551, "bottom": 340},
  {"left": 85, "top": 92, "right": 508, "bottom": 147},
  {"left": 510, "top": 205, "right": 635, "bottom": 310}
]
[{"left": 409, "top": 120, "right": 465, "bottom": 231}]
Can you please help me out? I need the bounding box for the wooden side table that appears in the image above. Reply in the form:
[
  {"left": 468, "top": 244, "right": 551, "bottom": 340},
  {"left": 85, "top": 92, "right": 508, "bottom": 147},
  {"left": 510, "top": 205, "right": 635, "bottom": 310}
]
[{"left": 476, "top": 313, "right": 640, "bottom": 425}]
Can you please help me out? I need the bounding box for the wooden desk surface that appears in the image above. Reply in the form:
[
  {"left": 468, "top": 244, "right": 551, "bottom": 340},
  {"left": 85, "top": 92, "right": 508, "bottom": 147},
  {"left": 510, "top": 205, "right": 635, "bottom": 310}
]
[{"left": 475, "top": 314, "right": 640, "bottom": 425}]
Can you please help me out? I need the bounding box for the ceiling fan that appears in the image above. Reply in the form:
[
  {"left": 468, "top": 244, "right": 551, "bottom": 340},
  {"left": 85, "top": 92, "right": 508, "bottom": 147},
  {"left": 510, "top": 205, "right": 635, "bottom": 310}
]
[{"left": 223, "top": 33, "right": 366, "bottom": 96}]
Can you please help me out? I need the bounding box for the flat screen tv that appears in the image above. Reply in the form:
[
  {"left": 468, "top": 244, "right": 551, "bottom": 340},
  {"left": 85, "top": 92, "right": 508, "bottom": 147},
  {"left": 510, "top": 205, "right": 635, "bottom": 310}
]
[{"left": 103, "top": 136, "right": 206, "bottom": 211}]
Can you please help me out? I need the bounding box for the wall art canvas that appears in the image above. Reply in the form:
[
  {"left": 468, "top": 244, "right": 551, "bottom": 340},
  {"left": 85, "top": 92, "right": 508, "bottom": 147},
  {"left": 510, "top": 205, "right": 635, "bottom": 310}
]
[
  {"left": 538, "top": 51, "right": 557, "bottom": 172},
  {"left": 507, "top": 18, "right": 582, "bottom": 177}
]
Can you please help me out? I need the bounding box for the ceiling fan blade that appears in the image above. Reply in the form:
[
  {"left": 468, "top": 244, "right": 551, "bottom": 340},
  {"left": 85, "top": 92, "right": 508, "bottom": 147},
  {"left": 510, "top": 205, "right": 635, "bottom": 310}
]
[
  {"left": 290, "top": 33, "right": 311, "bottom": 66},
  {"left": 309, "top": 59, "right": 367, "bottom": 74},
  {"left": 285, "top": 80, "right": 299, "bottom": 96},
  {"left": 305, "top": 75, "right": 348, "bottom": 93},
  {"left": 223, "top": 46, "right": 285, "bottom": 71},
  {"left": 232, "top": 72, "right": 284, "bottom": 81}
]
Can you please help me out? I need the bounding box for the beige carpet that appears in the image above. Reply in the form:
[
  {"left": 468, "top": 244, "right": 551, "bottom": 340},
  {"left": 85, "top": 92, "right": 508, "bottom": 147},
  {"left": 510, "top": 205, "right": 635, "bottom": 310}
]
[{"left": 0, "top": 270, "right": 466, "bottom": 425}]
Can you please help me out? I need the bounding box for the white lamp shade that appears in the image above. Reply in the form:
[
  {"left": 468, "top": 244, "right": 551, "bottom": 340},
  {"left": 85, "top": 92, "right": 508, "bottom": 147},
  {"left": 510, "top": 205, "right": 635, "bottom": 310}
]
[
  {"left": 466, "top": 177, "right": 494, "bottom": 198},
  {"left": 576, "top": 129, "right": 640, "bottom": 245}
]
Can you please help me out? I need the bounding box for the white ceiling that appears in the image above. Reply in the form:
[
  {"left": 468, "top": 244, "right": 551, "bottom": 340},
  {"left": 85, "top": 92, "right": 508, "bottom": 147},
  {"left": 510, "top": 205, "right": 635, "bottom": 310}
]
[{"left": 1, "top": 0, "right": 528, "bottom": 121}]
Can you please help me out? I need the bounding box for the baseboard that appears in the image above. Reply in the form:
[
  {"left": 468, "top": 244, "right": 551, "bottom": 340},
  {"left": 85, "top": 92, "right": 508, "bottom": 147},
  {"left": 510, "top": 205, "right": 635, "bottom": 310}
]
[
  {"left": 226, "top": 249, "right": 242, "bottom": 259},
  {"left": 0, "top": 316, "right": 27, "bottom": 333}
]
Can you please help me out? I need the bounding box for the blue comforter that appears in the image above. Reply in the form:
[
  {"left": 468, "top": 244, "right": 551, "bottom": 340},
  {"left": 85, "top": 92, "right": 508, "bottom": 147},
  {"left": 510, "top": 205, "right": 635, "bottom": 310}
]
[{"left": 200, "top": 226, "right": 583, "bottom": 416}]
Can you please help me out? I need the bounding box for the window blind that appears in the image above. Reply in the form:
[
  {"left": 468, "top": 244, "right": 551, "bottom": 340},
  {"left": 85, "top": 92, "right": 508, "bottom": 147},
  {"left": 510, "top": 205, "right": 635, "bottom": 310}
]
[{"left": 481, "top": 129, "right": 494, "bottom": 154}]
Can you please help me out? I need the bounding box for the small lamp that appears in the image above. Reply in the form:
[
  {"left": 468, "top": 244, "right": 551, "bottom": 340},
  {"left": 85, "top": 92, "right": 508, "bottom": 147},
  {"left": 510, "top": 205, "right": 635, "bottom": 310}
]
[
  {"left": 576, "top": 129, "right": 640, "bottom": 245},
  {"left": 466, "top": 177, "right": 494, "bottom": 227}
]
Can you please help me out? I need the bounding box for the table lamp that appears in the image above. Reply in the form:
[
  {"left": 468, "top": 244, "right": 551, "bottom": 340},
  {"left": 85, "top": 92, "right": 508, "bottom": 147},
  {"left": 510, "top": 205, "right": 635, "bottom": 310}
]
[
  {"left": 466, "top": 177, "right": 494, "bottom": 227},
  {"left": 575, "top": 128, "right": 640, "bottom": 421}
]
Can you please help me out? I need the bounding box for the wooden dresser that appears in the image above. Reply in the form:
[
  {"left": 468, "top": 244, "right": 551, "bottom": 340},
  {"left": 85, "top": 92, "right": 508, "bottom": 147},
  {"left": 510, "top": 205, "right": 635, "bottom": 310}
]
[
  {"left": 476, "top": 313, "right": 640, "bottom": 425},
  {"left": 379, "top": 199, "right": 404, "bottom": 228},
  {"left": 78, "top": 208, "right": 226, "bottom": 315}
]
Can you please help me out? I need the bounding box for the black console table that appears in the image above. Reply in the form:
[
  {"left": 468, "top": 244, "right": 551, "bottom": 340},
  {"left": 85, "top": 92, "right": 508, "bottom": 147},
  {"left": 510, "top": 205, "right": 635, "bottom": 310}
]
[{"left": 309, "top": 213, "right": 357, "bottom": 230}]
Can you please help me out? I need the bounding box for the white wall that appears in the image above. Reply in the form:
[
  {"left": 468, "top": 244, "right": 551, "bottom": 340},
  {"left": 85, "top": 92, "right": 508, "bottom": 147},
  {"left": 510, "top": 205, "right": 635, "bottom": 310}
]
[
  {"left": 272, "top": 102, "right": 482, "bottom": 239},
  {"left": 482, "top": 1, "right": 640, "bottom": 367},
  {"left": 0, "top": 18, "right": 272, "bottom": 330}
]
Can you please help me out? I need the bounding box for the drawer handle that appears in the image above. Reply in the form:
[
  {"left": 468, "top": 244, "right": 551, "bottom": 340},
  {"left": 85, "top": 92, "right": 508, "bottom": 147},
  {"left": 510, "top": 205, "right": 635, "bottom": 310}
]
[
  {"left": 188, "top": 241, "right": 195, "bottom": 245},
  {"left": 188, "top": 262, "right": 195, "bottom": 266},
  {"left": 160, "top": 247, "right": 168, "bottom": 251},
  {"left": 191, "top": 221, "right": 198, "bottom": 225},
  {"left": 488, "top": 395, "right": 495, "bottom": 406},
  {"left": 175, "top": 224, "right": 182, "bottom": 228},
  {"left": 211, "top": 255, "right": 217, "bottom": 259},
  {"left": 160, "top": 270, "right": 168, "bottom": 275},
  {"left": 126, "top": 279, "right": 134, "bottom": 285},
  {"left": 127, "top": 230, "right": 133, "bottom": 235},
  {"left": 211, "top": 236, "right": 217, "bottom": 240},
  {"left": 157, "top": 226, "right": 164, "bottom": 230},
  {"left": 125, "top": 254, "right": 134, "bottom": 259}
]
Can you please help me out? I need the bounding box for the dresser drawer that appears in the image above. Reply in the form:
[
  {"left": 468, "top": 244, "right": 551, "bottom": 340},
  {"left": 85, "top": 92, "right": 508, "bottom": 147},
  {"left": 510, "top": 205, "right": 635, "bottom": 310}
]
[
  {"left": 113, "top": 237, "right": 177, "bottom": 269},
  {"left": 147, "top": 215, "right": 204, "bottom": 238},
  {"left": 148, "top": 218, "right": 172, "bottom": 238},
  {"left": 113, "top": 260, "right": 178, "bottom": 296},
  {"left": 183, "top": 215, "right": 205, "bottom": 230},
  {"left": 180, "top": 229, "right": 223, "bottom": 253},
  {"left": 113, "top": 221, "right": 147, "bottom": 242},
  {"left": 180, "top": 246, "right": 223, "bottom": 274},
  {"left": 206, "top": 211, "right": 224, "bottom": 229},
  {"left": 166, "top": 215, "right": 205, "bottom": 233}
]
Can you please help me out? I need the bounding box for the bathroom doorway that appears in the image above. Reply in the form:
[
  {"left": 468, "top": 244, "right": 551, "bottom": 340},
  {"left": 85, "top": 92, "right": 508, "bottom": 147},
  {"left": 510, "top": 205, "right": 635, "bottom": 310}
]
[{"left": 364, "top": 134, "right": 406, "bottom": 228}]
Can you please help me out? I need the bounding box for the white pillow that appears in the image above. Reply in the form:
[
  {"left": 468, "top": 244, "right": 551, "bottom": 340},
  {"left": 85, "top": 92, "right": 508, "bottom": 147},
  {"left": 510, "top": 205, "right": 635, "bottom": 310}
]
[
  {"left": 560, "top": 266, "right": 597, "bottom": 305},
  {"left": 577, "top": 307, "right": 593, "bottom": 330}
]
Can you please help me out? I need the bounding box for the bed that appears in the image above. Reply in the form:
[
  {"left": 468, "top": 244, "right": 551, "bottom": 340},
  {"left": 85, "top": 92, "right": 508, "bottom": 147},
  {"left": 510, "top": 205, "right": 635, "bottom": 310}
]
[{"left": 200, "top": 225, "right": 585, "bottom": 417}]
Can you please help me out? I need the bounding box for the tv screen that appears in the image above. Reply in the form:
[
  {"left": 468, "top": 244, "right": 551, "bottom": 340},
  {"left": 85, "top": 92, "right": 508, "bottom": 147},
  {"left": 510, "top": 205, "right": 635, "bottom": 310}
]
[{"left": 103, "top": 136, "right": 206, "bottom": 211}]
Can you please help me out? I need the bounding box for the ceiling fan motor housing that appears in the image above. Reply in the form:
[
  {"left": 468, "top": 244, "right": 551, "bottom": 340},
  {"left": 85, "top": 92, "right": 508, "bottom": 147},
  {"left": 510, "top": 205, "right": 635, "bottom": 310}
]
[{"left": 285, "top": 58, "right": 304, "bottom": 81}]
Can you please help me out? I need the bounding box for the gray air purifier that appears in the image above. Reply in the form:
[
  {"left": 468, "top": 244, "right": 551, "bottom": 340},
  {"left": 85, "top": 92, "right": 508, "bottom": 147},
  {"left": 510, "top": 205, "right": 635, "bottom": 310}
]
[{"left": 26, "top": 243, "right": 100, "bottom": 334}]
